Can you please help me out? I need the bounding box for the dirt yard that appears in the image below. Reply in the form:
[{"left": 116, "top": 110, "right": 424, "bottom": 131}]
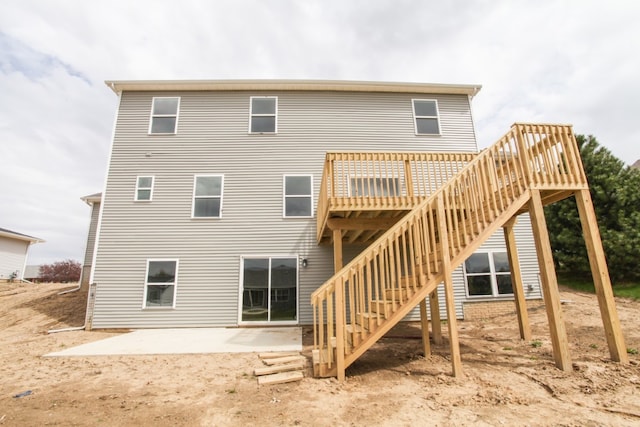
[{"left": 1, "top": 282, "right": 639, "bottom": 426}]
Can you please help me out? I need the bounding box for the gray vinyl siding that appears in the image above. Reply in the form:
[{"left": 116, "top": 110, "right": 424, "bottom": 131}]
[
  {"left": 81, "top": 202, "right": 100, "bottom": 286},
  {"left": 92, "top": 89, "right": 538, "bottom": 328},
  {"left": 0, "top": 237, "right": 29, "bottom": 280}
]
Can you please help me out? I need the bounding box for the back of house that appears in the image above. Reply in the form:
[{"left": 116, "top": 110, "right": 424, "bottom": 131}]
[{"left": 87, "top": 80, "right": 542, "bottom": 329}]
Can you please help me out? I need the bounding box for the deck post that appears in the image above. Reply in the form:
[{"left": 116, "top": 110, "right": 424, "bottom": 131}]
[
  {"left": 404, "top": 159, "right": 415, "bottom": 200},
  {"left": 419, "top": 299, "right": 431, "bottom": 356},
  {"left": 503, "top": 218, "right": 531, "bottom": 341},
  {"left": 437, "top": 194, "right": 463, "bottom": 377},
  {"left": 333, "top": 229, "right": 343, "bottom": 273},
  {"left": 429, "top": 290, "right": 442, "bottom": 345},
  {"left": 335, "top": 276, "right": 346, "bottom": 381},
  {"left": 528, "top": 189, "right": 572, "bottom": 371},
  {"left": 574, "top": 189, "right": 628, "bottom": 363}
]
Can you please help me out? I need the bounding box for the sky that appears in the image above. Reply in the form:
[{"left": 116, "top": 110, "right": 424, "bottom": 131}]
[{"left": 1, "top": 0, "right": 639, "bottom": 265}]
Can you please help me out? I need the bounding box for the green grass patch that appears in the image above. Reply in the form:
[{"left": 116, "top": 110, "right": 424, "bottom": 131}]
[{"left": 558, "top": 275, "right": 640, "bottom": 300}]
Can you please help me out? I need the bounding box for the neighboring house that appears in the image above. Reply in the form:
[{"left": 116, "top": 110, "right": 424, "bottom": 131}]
[
  {"left": 0, "top": 228, "right": 44, "bottom": 281},
  {"left": 87, "top": 79, "right": 544, "bottom": 331},
  {"left": 23, "top": 264, "right": 42, "bottom": 282},
  {"left": 80, "top": 193, "right": 102, "bottom": 287}
]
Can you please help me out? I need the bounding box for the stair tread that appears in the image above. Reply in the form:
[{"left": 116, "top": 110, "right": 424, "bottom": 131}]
[{"left": 346, "top": 324, "right": 364, "bottom": 333}]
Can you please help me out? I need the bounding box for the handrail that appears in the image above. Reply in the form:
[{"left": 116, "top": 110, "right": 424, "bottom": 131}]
[
  {"left": 311, "top": 123, "right": 586, "bottom": 375},
  {"left": 317, "top": 151, "right": 477, "bottom": 241}
]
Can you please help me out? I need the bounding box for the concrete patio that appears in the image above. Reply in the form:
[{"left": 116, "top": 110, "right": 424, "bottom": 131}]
[{"left": 46, "top": 327, "right": 302, "bottom": 357}]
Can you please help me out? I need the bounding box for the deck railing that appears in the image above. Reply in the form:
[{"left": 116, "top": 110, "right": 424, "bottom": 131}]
[
  {"left": 311, "top": 123, "right": 587, "bottom": 377},
  {"left": 316, "top": 152, "right": 477, "bottom": 241}
]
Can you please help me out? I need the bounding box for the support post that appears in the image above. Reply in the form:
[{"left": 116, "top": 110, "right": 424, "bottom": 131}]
[
  {"left": 333, "top": 229, "right": 343, "bottom": 274},
  {"left": 574, "top": 189, "right": 628, "bottom": 363},
  {"left": 419, "top": 299, "right": 431, "bottom": 356},
  {"left": 503, "top": 218, "right": 531, "bottom": 341},
  {"left": 529, "top": 189, "right": 572, "bottom": 371},
  {"left": 429, "top": 290, "right": 442, "bottom": 345},
  {"left": 437, "top": 194, "right": 463, "bottom": 377},
  {"left": 335, "top": 276, "right": 346, "bottom": 381}
]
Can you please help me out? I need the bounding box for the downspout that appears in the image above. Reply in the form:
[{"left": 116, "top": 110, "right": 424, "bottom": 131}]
[{"left": 48, "top": 283, "right": 95, "bottom": 334}]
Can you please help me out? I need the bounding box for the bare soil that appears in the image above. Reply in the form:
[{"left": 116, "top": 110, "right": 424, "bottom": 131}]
[{"left": 1, "top": 282, "right": 639, "bottom": 426}]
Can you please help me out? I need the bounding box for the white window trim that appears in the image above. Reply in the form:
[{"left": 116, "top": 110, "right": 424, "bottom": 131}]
[
  {"left": 143, "top": 258, "right": 178, "bottom": 309},
  {"left": 191, "top": 174, "right": 224, "bottom": 219},
  {"left": 148, "top": 97, "right": 180, "bottom": 135},
  {"left": 463, "top": 251, "right": 514, "bottom": 299},
  {"left": 283, "top": 174, "right": 314, "bottom": 218},
  {"left": 135, "top": 175, "right": 155, "bottom": 202},
  {"left": 347, "top": 175, "right": 402, "bottom": 197},
  {"left": 249, "top": 96, "right": 278, "bottom": 134},
  {"left": 237, "top": 255, "right": 300, "bottom": 326},
  {"left": 412, "top": 98, "right": 441, "bottom": 136}
]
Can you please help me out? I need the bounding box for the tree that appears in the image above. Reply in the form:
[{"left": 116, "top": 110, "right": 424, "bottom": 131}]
[
  {"left": 39, "top": 259, "right": 82, "bottom": 283},
  {"left": 544, "top": 135, "right": 640, "bottom": 283}
]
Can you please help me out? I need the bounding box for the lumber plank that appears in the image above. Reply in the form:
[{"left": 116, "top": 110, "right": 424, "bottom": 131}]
[
  {"left": 262, "top": 355, "right": 307, "bottom": 366},
  {"left": 257, "top": 371, "right": 304, "bottom": 386},
  {"left": 254, "top": 361, "right": 306, "bottom": 376},
  {"left": 258, "top": 351, "right": 300, "bottom": 359}
]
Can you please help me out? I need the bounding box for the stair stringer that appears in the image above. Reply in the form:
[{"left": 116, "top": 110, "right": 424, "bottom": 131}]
[{"left": 342, "top": 190, "right": 533, "bottom": 370}]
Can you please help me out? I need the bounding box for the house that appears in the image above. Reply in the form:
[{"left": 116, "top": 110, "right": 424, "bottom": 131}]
[
  {"left": 0, "top": 228, "right": 44, "bottom": 282},
  {"left": 79, "top": 193, "right": 102, "bottom": 287},
  {"left": 88, "top": 80, "right": 627, "bottom": 379},
  {"left": 23, "top": 264, "right": 42, "bottom": 282}
]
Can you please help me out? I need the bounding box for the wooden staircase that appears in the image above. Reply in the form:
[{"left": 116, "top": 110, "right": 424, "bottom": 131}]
[{"left": 311, "top": 123, "right": 629, "bottom": 380}]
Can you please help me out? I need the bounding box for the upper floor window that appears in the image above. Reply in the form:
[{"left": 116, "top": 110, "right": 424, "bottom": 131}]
[
  {"left": 135, "top": 176, "right": 154, "bottom": 201},
  {"left": 464, "top": 252, "right": 513, "bottom": 297},
  {"left": 192, "top": 175, "right": 223, "bottom": 218},
  {"left": 149, "top": 97, "right": 180, "bottom": 134},
  {"left": 250, "top": 97, "right": 277, "bottom": 133},
  {"left": 144, "top": 259, "right": 178, "bottom": 308},
  {"left": 412, "top": 99, "right": 440, "bottom": 135},
  {"left": 283, "top": 175, "right": 313, "bottom": 217}
]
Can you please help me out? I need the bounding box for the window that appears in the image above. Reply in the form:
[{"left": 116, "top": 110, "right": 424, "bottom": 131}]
[
  {"left": 149, "top": 97, "right": 179, "bottom": 134},
  {"left": 464, "top": 252, "right": 513, "bottom": 297},
  {"left": 241, "top": 257, "right": 298, "bottom": 322},
  {"left": 412, "top": 99, "right": 440, "bottom": 135},
  {"left": 283, "top": 175, "right": 313, "bottom": 217},
  {"left": 135, "top": 176, "right": 154, "bottom": 201},
  {"left": 144, "top": 260, "right": 178, "bottom": 308},
  {"left": 192, "top": 175, "right": 223, "bottom": 218},
  {"left": 249, "top": 96, "right": 277, "bottom": 133},
  {"left": 349, "top": 177, "right": 400, "bottom": 197}
]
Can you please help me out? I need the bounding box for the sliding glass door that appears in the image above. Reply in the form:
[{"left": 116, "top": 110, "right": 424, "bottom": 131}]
[{"left": 240, "top": 256, "right": 298, "bottom": 323}]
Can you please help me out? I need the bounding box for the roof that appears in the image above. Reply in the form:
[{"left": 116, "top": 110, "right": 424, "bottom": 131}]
[
  {"left": 105, "top": 79, "right": 482, "bottom": 98},
  {"left": 0, "top": 227, "right": 44, "bottom": 243},
  {"left": 81, "top": 192, "right": 102, "bottom": 205}
]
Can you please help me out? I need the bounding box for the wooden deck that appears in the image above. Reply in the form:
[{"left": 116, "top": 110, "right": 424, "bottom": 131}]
[{"left": 311, "top": 123, "right": 628, "bottom": 381}]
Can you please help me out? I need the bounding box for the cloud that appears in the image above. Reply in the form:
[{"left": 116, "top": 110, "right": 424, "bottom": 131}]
[{"left": 0, "top": 0, "right": 639, "bottom": 264}]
